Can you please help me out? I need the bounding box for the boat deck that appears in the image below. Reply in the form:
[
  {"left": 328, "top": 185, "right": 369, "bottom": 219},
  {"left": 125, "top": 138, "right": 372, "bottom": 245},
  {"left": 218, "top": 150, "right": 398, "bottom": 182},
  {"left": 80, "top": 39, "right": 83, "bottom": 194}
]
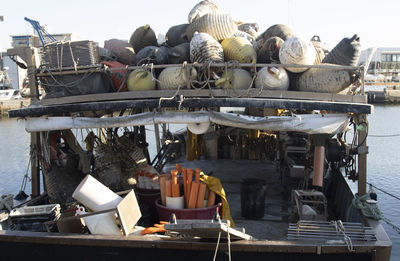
[{"left": 164, "top": 159, "right": 293, "bottom": 240}]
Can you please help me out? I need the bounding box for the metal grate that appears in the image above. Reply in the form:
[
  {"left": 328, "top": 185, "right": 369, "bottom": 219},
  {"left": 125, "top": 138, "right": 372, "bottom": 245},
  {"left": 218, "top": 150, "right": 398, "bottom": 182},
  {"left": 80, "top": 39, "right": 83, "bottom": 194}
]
[{"left": 287, "top": 220, "right": 377, "bottom": 242}]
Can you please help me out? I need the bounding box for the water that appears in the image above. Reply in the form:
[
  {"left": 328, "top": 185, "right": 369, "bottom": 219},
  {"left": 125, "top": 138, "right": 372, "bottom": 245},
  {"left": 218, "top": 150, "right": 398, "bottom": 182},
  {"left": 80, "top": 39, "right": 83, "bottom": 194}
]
[{"left": 0, "top": 106, "right": 399, "bottom": 259}]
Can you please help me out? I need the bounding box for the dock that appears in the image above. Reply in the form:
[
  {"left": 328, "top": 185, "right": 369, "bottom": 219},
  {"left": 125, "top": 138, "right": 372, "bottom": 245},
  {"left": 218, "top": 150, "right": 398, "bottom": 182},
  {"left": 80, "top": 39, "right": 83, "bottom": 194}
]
[{"left": 0, "top": 99, "right": 30, "bottom": 116}]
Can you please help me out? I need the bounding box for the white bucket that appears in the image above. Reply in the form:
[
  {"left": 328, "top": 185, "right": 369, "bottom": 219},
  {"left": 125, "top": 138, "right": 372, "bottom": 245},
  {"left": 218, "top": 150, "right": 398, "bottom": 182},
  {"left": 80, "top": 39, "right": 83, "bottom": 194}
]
[
  {"left": 76, "top": 207, "right": 121, "bottom": 235},
  {"left": 166, "top": 196, "right": 184, "bottom": 209},
  {"left": 72, "top": 175, "right": 122, "bottom": 212},
  {"left": 83, "top": 212, "right": 122, "bottom": 235}
]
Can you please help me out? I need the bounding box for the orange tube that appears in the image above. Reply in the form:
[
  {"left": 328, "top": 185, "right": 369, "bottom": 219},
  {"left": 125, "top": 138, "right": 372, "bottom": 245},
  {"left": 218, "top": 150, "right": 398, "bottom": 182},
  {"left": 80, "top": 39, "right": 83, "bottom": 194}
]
[
  {"left": 182, "top": 169, "right": 188, "bottom": 206},
  {"left": 165, "top": 180, "right": 172, "bottom": 197},
  {"left": 196, "top": 183, "right": 207, "bottom": 208},
  {"left": 312, "top": 145, "right": 325, "bottom": 188},
  {"left": 172, "top": 183, "right": 180, "bottom": 197},
  {"left": 176, "top": 164, "right": 182, "bottom": 174},
  {"left": 171, "top": 170, "right": 178, "bottom": 185},
  {"left": 194, "top": 168, "right": 201, "bottom": 183},
  {"left": 187, "top": 169, "right": 193, "bottom": 194},
  {"left": 188, "top": 182, "right": 199, "bottom": 209},
  {"left": 207, "top": 191, "right": 216, "bottom": 207}
]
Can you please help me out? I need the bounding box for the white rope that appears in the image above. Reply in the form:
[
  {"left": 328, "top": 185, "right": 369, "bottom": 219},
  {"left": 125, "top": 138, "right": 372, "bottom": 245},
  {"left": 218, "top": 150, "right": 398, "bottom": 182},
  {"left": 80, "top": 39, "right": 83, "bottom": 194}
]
[
  {"left": 335, "top": 220, "right": 354, "bottom": 252},
  {"left": 213, "top": 231, "right": 221, "bottom": 261},
  {"left": 227, "top": 225, "right": 231, "bottom": 261}
]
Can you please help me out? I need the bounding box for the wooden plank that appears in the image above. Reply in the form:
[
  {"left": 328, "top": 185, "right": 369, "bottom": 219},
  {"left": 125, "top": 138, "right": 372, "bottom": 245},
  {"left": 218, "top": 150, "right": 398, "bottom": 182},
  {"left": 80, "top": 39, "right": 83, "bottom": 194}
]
[
  {"left": 9, "top": 97, "right": 373, "bottom": 118},
  {"left": 357, "top": 114, "right": 368, "bottom": 196},
  {"left": 165, "top": 221, "right": 252, "bottom": 240},
  {"left": 40, "top": 89, "right": 367, "bottom": 106},
  {"left": 30, "top": 132, "right": 40, "bottom": 197}
]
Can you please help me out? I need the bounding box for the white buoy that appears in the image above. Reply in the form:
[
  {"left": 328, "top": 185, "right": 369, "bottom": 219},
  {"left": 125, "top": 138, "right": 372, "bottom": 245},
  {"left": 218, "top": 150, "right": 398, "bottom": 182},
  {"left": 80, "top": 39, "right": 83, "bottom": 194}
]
[
  {"left": 255, "top": 66, "right": 289, "bottom": 90},
  {"left": 279, "top": 37, "right": 316, "bottom": 73},
  {"left": 72, "top": 175, "right": 122, "bottom": 212},
  {"left": 187, "top": 121, "right": 210, "bottom": 134}
]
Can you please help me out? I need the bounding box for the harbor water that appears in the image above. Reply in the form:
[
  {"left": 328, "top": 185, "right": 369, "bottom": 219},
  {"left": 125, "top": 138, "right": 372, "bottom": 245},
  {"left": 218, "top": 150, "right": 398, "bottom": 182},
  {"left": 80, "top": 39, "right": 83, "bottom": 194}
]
[{"left": 0, "top": 105, "right": 399, "bottom": 259}]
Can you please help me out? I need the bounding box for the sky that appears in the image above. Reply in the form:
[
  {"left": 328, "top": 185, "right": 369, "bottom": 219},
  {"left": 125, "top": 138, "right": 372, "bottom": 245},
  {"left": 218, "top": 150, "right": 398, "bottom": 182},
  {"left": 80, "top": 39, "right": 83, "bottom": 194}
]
[{"left": 0, "top": 0, "right": 399, "bottom": 51}]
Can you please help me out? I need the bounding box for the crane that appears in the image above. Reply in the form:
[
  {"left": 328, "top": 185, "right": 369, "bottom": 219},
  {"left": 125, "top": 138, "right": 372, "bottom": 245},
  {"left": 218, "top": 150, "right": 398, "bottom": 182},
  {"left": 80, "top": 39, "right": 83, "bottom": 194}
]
[{"left": 24, "top": 17, "right": 56, "bottom": 46}]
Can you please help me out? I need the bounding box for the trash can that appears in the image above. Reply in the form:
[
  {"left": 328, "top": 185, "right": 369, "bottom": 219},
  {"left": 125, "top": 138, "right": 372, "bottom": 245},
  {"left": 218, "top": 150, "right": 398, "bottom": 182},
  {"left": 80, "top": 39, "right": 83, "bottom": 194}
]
[
  {"left": 241, "top": 178, "right": 266, "bottom": 219},
  {"left": 136, "top": 187, "right": 161, "bottom": 227}
]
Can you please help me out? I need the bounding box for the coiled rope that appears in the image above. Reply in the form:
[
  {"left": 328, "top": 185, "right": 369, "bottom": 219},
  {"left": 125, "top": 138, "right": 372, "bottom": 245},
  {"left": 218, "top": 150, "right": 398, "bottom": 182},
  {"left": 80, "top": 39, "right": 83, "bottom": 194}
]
[{"left": 348, "top": 193, "right": 400, "bottom": 234}]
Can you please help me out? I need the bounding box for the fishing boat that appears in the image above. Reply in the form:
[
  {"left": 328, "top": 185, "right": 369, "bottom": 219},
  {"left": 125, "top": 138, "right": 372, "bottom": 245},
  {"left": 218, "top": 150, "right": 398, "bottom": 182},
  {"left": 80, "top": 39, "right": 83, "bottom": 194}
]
[{"left": 0, "top": 43, "right": 391, "bottom": 261}]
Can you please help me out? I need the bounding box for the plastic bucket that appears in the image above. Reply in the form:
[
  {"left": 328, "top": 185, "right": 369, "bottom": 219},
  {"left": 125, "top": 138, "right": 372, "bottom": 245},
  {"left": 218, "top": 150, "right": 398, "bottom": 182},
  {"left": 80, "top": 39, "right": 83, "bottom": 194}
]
[
  {"left": 241, "top": 178, "right": 266, "bottom": 219},
  {"left": 136, "top": 187, "right": 161, "bottom": 226},
  {"left": 155, "top": 199, "right": 218, "bottom": 222},
  {"left": 72, "top": 175, "right": 122, "bottom": 212}
]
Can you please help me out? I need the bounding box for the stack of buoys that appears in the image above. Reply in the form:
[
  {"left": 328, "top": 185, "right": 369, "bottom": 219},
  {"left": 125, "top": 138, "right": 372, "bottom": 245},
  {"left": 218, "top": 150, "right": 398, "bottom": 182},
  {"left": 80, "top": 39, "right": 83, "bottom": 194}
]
[
  {"left": 190, "top": 32, "right": 224, "bottom": 63},
  {"left": 127, "top": 69, "right": 156, "bottom": 91},
  {"left": 221, "top": 37, "right": 256, "bottom": 63},
  {"left": 215, "top": 68, "right": 252, "bottom": 89},
  {"left": 158, "top": 66, "right": 197, "bottom": 90},
  {"left": 99, "top": 0, "right": 361, "bottom": 94}
]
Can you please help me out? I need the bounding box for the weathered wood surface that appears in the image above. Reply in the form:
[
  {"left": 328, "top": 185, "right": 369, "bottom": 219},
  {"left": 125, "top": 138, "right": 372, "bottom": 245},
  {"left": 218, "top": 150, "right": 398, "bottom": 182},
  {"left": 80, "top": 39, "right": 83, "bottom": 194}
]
[
  {"left": 40, "top": 89, "right": 367, "bottom": 106},
  {"left": 9, "top": 97, "right": 372, "bottom": 118}
]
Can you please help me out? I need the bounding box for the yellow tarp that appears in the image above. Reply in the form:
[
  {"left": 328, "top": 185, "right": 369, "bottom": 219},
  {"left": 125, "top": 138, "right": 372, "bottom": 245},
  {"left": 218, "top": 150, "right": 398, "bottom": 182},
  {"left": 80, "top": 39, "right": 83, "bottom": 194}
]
[{"left": 200, "top": 174, "right": 235, "bottom": 227}]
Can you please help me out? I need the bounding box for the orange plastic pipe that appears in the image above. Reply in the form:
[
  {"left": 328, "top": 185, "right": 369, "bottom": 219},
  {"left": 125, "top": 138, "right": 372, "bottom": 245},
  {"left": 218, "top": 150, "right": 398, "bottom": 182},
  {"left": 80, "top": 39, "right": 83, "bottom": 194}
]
[
  {"left": 171, "top": 169, "right": 178, "bottom": 184},
  {"left": 207, "top": 191, "right": 216, "bottom": 207},
  {"left": 165, "top": 180, "right": 172, "bottom": 197},
  {"left": 188, "top": 182, "right": 199, "bottom": 209},
  {"left": 176, "top": 164, "right": 182, "bottom": 174},
  {"left": 312, "top": 145, "right": 325, "bottom": 188},
  {"left": 196, "top": 183, "right": 207, "bottom": 208},
  {"left": 194, "top": 168, "right": 201, "bottom": 183},
  {"left": 172, "top": 183, "right": 180, "bottom": 197},
  {"left": 187, "top": 169, "right": 193, "bottom": 194},
  {"left": 182, "top": 168, "right": 188, "bottom": 206}
]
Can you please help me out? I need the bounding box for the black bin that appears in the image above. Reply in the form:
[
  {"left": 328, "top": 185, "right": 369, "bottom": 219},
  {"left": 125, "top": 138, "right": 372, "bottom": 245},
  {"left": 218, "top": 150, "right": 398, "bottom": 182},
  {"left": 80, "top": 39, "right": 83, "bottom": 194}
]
[{"left": 241, "top": 178, "right": 266, "bottom": 219}]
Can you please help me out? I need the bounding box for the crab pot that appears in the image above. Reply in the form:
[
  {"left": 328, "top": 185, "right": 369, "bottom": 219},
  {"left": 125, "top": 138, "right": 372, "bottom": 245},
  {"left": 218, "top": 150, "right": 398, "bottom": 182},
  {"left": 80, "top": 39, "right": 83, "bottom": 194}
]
[{"left": 241, "top": 178, "right": 266, "bottom": 219}]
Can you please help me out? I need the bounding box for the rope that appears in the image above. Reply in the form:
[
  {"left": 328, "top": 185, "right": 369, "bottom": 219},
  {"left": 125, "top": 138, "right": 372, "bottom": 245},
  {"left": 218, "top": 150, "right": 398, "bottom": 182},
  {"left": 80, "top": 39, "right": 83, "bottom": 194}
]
[
  {"left": 213, "top": 231, "right": 221, "bottom": 261},
  {"left": 369, "top": 134, "right": 400, "bottom": 137},
  {"left": 227, "top": 225, "right": 231, "bottom": 261},
  {"left": 367, "top": 182, "right": 400, "bottom": 201},
  {"left": 349, "top": 194, "right": 400, "bottom": 234},
  {"left": 333, "top": 220, "right": 354, "bottom": 252}
]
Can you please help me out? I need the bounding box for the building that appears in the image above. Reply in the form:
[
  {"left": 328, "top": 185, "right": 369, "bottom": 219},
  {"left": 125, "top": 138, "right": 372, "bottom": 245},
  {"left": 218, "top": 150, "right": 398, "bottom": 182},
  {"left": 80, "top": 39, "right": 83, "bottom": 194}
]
[{"left": 359, "top": 47, "right": 400, "bottom": 76}]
